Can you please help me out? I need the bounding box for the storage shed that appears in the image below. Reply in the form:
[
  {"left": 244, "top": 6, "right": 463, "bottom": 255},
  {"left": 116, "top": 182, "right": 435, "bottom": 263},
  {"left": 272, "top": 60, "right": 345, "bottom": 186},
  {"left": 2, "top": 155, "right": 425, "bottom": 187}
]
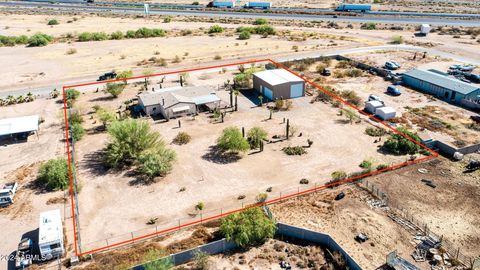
[
  {"left": 253, "top": 69, "right": 305, "bottom": 100},
  {"left": 403, "top": 69, "right": 480, "bottom": 108},
  {"left": 138, "top": 86, "right": 221, "bottom": 119},
  {"left": 375, "top": 107, "right": 396, "bottom": 120},
  {"left": 364, "top": 100, "right": 384, "bottom": 114}
]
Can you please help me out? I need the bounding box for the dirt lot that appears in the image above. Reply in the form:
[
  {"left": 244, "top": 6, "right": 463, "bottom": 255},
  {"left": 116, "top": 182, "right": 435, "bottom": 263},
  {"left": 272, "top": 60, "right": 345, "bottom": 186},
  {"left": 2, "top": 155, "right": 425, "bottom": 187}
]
[
  {"left": 67, "top": 65, "right": 411, "bottom": 250},
  {"left": 270, "top": 185, "right": 426, "bottom": 270},
  {"left": 366, "top": 156, "right": 480, "bottom": 258}
]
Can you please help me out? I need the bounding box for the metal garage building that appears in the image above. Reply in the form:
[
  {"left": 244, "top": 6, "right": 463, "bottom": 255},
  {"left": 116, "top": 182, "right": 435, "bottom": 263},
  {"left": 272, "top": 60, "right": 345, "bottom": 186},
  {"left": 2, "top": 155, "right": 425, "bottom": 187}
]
[
  {"left": 402, "top": 69, "right": 480, "bottom": 109},
  {"left": 0, "top": 115, "right": 39, "bottom": 141},
  {"left": 138, "top": 86, "right": 221, "bottom": 119},
  {"left": 253, "top": 69, "right": 305, "bottom": 101}
]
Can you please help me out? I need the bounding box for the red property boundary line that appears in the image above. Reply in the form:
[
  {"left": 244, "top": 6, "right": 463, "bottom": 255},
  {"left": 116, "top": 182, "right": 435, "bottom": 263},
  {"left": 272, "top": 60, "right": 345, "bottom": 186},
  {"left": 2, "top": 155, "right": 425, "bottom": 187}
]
[{"left": 62, "top": 58, "right": 439, "bottom": 257}]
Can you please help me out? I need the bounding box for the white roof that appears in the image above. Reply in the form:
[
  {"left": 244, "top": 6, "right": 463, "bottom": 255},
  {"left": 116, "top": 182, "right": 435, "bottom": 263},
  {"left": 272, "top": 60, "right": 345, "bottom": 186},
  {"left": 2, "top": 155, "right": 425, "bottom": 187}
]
[
  {"left": 0, "top": 115, "right": 39, "bottom": 136},
  {"left": 365, "top": 100, "right": 384, "bottom": 107},
  {"left": 38, "top": 209, "right": 63, "bottom": 245},
  {"left": 376, "top": 106, "right": 396, "bottom": 114},
  {"left": 254, "top": 69, "right": 304, "bottom": 86}
]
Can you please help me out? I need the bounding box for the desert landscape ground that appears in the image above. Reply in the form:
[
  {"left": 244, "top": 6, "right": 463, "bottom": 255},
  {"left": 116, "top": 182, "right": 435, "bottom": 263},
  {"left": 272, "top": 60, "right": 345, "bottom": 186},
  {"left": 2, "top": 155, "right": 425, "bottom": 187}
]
[{"left": 0, "top": 3, "right": 479, "bottom": 270}]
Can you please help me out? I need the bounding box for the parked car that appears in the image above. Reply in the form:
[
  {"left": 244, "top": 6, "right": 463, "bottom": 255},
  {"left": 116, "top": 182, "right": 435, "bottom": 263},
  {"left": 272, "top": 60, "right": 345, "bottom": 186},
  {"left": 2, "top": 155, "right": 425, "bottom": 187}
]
[
  {"left": 387, "top": 85, "right": 401, "bottom": 96},
  {"left": 368, "top": 94, "right": 383, "bottom": 103},
  {"left": 460, "top": 65, "right": 475, "bottom": 72},
  {"left": 470, "top": 115, "right": 480, "bottom": 123},
  {"left": 355, "top": 233, "right": 369, "bottom": 243},
  {"left": 0, "top": 182, "right": 18, "bottom": 207},
  {"left": 15, "top": 238, "right": 33, "bottom": 269},
  {"left": 385, "top": 61, "right": 399, "bottom": 70},
  {"left": 449, "top": 64, "right": 462, "bottom": 70},
  {"left": 464, "top": 73, "right": 480, "bottom": 83},
  {"left": 335, "top": 192, "right": 345, "bottom": 201},
  {"left": 98, "top": 71, "right": 117, "bottom": 81},
  {"left": 390, "top": 60, "right": 401, "bottom": 68}
]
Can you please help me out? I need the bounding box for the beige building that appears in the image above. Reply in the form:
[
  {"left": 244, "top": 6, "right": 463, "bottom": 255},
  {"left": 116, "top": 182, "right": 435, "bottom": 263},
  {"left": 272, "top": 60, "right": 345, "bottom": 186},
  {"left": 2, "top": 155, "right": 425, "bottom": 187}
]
[
  {"left": 138, "top": 86, "right": 221, "bottom": 120},
  {"left": 253, "top": 69, "right": 305, "bottom": 100}
]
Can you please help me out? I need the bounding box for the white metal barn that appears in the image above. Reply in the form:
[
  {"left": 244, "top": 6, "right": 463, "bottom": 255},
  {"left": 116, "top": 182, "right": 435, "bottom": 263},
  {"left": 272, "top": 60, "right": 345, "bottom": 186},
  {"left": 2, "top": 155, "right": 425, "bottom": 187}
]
[
  {"left": 253, "top": 69, "right": 305, "bottom": 100},
  {"left": 38, "top": 209, "right": 64, "bottom": 260}
]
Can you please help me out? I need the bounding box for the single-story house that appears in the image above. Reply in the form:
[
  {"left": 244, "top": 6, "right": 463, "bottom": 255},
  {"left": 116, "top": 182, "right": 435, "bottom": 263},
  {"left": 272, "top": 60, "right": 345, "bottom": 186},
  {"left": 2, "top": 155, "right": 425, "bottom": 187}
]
[
  {"left": 138, "top": 86, "right": 221, "bottom": 119},
  {"left": 253, "top": 69, "right": 305, "bottom": 100},
  {"left": 0, "top": 115, "right": 39, "bottom": 141},
  {"left": 402, "top": 69, "right": 480, "bottom": 109}
]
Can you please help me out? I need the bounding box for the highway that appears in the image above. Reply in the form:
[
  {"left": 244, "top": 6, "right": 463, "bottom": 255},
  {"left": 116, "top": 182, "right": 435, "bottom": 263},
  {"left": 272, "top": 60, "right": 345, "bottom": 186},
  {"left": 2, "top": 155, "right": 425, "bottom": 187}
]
[
  {"left": 1, "top": 1, "right": 480, "bottom": 27},
  {"left": 1, "top": 45, "right": 479, "bottom": 98}
]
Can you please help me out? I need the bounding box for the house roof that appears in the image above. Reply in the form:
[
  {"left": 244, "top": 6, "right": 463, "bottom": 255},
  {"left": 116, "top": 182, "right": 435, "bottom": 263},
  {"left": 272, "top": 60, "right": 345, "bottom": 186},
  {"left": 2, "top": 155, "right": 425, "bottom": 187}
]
[
  {"left": 0, "top": 115, "right": 39, "bottom": 136},
  {"left": 38, "top": 209, "right": 63, "bottom": 245},
  {"left": 253, "top": 69, "right": 304, "bottom": 86},
  {"left": 404, "top": 69, "right": 480, "bottom": 95},
  {"left": 138, "top": 86, "right": 219, "bottom": 108}
]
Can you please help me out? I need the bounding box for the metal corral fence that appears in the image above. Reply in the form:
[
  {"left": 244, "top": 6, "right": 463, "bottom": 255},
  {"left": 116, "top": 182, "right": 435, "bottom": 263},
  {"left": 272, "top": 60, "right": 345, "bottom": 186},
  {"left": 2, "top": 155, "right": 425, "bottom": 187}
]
[
  {"left": 356, "top": 179, "right": 479, "bottom": 269},
  {"left": 131, "top": 223, "right": 362, "bottom": 270}
]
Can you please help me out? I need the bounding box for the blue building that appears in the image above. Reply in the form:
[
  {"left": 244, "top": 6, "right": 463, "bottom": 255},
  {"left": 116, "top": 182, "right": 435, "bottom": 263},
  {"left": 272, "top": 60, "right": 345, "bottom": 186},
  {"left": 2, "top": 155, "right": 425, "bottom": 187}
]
[
  {"left": 210, "top": 1, "right": 235, "bottom": 8},
  {"left": 402, "top": 69, "right": 480, "bottom": 110},
  {"left": 335, "top": 4, "right": 371, "bottom": 12}
]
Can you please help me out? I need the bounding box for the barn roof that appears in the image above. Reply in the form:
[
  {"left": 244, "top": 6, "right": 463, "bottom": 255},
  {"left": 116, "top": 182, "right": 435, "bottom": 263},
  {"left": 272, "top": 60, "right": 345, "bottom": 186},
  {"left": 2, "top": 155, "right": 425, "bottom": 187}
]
[
  {"left": 253, "top": 69, "right": 304, "bottom": 86},
  {"left": 0, "top": 115, "right": 39, "bottom": 136},
  {"left": 404, "top": 69, "right": 480, "bottom": 95}
]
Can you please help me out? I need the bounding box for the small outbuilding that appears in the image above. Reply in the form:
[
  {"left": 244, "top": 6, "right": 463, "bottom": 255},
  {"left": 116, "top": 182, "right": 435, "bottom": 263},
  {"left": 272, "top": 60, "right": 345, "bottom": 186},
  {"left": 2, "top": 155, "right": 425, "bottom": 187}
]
[
  {"left": 375, "top": 107, "right": 396, "bottom": 120},
  {"left": 0, "top": 115, "right": 39, "bottom": 141},
  {"left": 253, "top": 69, "right": 305, "bottom": 100},
  {"left": 364, "top": 100, "right": 384, "bottom": 114},
  {"left": 138, "top": 86, "right": 221, "bottom": 119}
]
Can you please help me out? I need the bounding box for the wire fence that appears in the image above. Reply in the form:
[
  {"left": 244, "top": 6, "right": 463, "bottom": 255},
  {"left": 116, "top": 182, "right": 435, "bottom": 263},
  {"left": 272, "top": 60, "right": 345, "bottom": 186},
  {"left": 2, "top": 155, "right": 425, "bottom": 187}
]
[{"left": 356, "top": 179, "right": 479, "bottom": 268}]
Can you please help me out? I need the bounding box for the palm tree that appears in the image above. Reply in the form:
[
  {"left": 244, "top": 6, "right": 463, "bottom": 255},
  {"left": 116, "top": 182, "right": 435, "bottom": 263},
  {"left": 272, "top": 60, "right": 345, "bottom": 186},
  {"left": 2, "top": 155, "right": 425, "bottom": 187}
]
[
  {"left": 26, "top": 92, "right": 34, "bottom": 102},
  {"left": 16, "top": 95, "right": 25, "bottom": 103},
  {"left": 6, "top": 95, "right": 16, "bottom": 105}
]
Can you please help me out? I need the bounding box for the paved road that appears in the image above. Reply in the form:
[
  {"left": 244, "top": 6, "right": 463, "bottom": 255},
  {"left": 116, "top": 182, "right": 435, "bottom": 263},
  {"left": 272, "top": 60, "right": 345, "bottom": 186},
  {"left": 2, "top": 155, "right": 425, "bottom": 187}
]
[
  {"left": 1, "top": 45, "right": 479, "bottom": 98},
  {"left": 1, "top": 1, "right": 480, "bottom": 26}
]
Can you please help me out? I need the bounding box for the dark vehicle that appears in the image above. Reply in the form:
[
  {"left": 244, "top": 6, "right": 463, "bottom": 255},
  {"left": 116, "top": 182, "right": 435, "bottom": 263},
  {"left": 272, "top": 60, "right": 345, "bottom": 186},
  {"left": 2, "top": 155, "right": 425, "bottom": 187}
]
[
  {"left": 355, "top": 233, "right": 369, "bottom": 243},
  {"left": 387, "top": 85, "right": 401, "bottom": 96},
  {"left": 321, "top": 68, "right": 331, "bottom": 76},
  {"left": 98, "top": 71, "right": 117, "bottom": 81},
  {"left": 471, "top": 115, "right": 480, "bottom": 123},
  {"left": 466, "top": 160, "right": 480, "bottom": 171},
  {"left": 464, "top": 73, "right": 480, "bottom": 83},
  {"left": 86, "top": 0, "right": 94, "bottom": 3},
  {"left": 335, "top": 192, "right": 345, "bottom": 201},
  {"left": 15, "top": 238, "right": 33, "bottom": 269}
]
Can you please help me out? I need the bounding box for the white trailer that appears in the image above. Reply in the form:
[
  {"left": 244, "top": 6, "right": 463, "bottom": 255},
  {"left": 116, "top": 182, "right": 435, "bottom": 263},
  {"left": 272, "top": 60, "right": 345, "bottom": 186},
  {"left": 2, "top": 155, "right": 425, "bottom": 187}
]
[
  {"left": 375, "top": 106, "right": 396, "bottom": 120},
  {"left": 0, "top": 182, "right": 18, "bottom": 207},
  {"left": 38, "top": 209, "right": 64, "bottom": 260},
  {"left": 420, "top": 24, "right": 431, "bottom": 35}
]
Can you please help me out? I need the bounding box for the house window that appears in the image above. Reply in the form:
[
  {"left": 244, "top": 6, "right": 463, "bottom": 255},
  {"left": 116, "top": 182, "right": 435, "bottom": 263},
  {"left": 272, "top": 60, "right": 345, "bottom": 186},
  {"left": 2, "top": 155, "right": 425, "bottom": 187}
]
[{"left": 173, "top": 109, "right": 190, "bottom": 115}]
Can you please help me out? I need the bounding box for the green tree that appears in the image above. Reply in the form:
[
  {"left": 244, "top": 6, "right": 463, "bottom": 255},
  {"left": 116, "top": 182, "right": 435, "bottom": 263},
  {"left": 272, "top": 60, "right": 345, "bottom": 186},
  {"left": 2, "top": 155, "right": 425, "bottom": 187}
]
[
  {"left": 105, "top": 83, "right": 125, "bottom": 98},
  {"left": 110, "top": 31, "right": 124, "bottom": 40},
  {"left": 116, "top": 70, "right": 133, "bottom": 80},
  {"left": 47, "top": 19, "right": 59, "bottom": 25},
  {"left": 137, "top": 147, "right": 176, "bottom": 180},
  {"left": 383, "top": 127, "right": 421, "bottom": 155},
  {"left": 331, "top": 170, "right": 347, "bottom": 181},
  {"left": 216, "top": 127, "right": 250, "bottom": 153},
  {"left": 208, "top": 25, "right": 224, "bottom": 34},
  {"left": 247, "top": 127, "right": 268, "bottom": 149},
  {"left": 194, "top": 250, "right": 210, "bottom": 270},
  {"left": 38, "top": 158, "right": 70, "bottom": 191},
  {"left": 220, "top": 207, "right": 276, "bottom": 247},
  {"left": 342, "top": 108, "right": 358, "bottom": 124},
  {"left": 65, "top": 88, "right": 80, "bottom": 107},
  {"left": 142, "top": 249, "right": 173, "bottom": 270},
  {"left": 70, "top": 122, "right": 85, "bottom": 141}
]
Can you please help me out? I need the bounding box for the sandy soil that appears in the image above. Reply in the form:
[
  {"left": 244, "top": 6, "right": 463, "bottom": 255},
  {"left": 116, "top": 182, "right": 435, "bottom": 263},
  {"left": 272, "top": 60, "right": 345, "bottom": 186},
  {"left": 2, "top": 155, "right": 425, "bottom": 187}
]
[
  {"left": 270, "top": 185, "right": 428, "bottom": 270},
  {"left": 366, "top": 156, "right": 480, "bottom": 258},
  {"left": 68, "top": 67, "right": 409, "bottom": 249}
]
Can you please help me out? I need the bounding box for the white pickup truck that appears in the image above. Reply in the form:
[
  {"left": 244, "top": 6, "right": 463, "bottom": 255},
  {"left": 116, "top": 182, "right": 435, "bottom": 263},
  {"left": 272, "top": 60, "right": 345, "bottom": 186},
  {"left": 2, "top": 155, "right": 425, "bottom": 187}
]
[{"left": 0, "top": 182, "right": 18, "bottom": 207}]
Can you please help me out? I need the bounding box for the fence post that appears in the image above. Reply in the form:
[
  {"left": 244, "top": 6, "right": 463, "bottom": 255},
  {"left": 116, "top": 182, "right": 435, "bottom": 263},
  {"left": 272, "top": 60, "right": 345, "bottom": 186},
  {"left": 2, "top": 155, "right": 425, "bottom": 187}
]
[{"left": 131, "top": 232, "right": 134, "bottom": 242}]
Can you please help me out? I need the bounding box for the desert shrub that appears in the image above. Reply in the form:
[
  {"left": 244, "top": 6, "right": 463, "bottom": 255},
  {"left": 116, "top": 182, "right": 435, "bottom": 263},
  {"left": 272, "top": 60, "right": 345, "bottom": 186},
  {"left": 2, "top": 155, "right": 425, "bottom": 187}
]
[
  {"left": 116, "top": 70, "right": 133, "bottom": 79},
  {"left": 96, "top": 107, "right": 116, "bottom": 128},
  {"left": 105, "top": 83, "right": 125, "bottom": 98},
  {"left": 152, "top": 28, "right": 166, "bottom": 37},
  {"left": 70, "top": 122, "right": 85, "bottom": 141},
  {"left": 331, "top": 170, "right": 347, "bottom": 181},
  {"left": 47, "top": 19, "right": 59, "bottom": 25},
  {"left": 236, "top": 26, "right": 255, "bottom": 33},
  {"left": 110, "top": 31, "right": 124, "bottom": 40},
  {"left": 238, "top": 31, "right": 251, "bottom": 40},
  {"left": 137, "top": 147, "right": 176, "bottom": 180},
  {"left": 253, "top": 18, "right": 268, "bottom": 25},
  {"left": 208, "top": 25, "right": 224, "bottom": 34},
  {"left": 194, "top": 250, "right": 210, "bottom": 270},
  {"left": 217, "top": 127, "right": 250, "bottom": 153},
  {"left": 38, "top": 158, "right": 70, "bottom": 191},
  {"left": 163, "top": 16, "right": 172, "bottom": 23},
  {"left": 192, "top": 1, "right": 200, "bottom": 4},
  {"left": 383, "top": 127, "right": 421, "bottom": 155},
  {"left": 65, "top": 88, "right": 80, "bottom": 107},
  {"left": 66, "top": 48, "right": 77, "bottom": 55},
  {"left": 275, "top": 99, "right": 284, "bottom": 110},
  {"left": 254, "top": 25, "right": 275, "bottom": 35},
  {"left": 136, "top": 27, "right": 154, "bottom": 38},
  {"left": 233, "top": 66, "right": 264, "bottom": 88},
  {"left": 391, "top": 35, "right": 404, "bottom": 44},
  {"left": 361, "top": 22, "right": 376, "bottom": 30},
  {"left": 78, "top": 32, "right": 93, "bottom": 41},
  {"left": 342, "top": 108, "right": 358, "bottom": 124},
  {"left": 15, "top": 35, "right": 29, "bottom": 44},
  {"left": 181, "top": 29, "right": 193, "bottom": 36},
  {"left": 316, "top": 64, "right": 327, "bottom": 74},
  {"left": 0, "top": 35, "right": 18, "bottom": 46},
  {"left": 172, "top": 132, "right": 191, "bottom": 145},
  {"left": 365, "top": 127, "right": 386, "bottom": 137},
  {"left": 246, "top": 127, "right": 267, "bottom": 149},
  {"left": 376, "top": 164, "right": 389, "bottom": 170},
  {"left": 126, "top": 30, "right": 136, "bottom": 38},
  {"left": 282, "top": 146, "right": 307, "bottom": 155},
  {"left": 335, "top": 60, "right": 352, "bottom": 69},
  {"left": 220, "top": 207, "right": 276, "bottom": 247},
  {"left": 143, "top": 249, "right": 173, "bottom": 270},
  {"left": 344, "top": 68, "right": 362, "bottom": 77},
  {"left": 196, "top": 202, "right": 204, "bottom": 211},
  {"left": 27, "top": 33, "right": 53, "bottom": 47},
  {"left": 255, "top": 193, "right": 268, "bottom": 203},
  {"left": 340, "top": 90, "right": 361, "bottom": 106},
  {"left": 359, "top": 159, "right": 373, "bottom": 170}
]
